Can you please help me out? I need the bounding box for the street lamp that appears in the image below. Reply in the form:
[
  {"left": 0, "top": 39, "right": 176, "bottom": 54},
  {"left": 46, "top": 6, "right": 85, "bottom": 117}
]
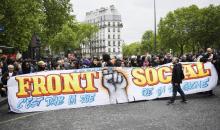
[{"left": 154, "top": 0, "right": 157, "bottom": 52}]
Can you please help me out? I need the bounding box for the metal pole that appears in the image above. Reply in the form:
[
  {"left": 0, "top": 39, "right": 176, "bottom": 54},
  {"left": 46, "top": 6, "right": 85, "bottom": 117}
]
[{"left": 154, "top": 0, "right": 157, "bottom": 52}]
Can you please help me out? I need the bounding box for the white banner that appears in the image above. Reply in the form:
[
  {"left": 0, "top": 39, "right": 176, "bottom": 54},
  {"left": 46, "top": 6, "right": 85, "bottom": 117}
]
[{"left": 7, "top": 62, "right": 218, "bottom": 113}]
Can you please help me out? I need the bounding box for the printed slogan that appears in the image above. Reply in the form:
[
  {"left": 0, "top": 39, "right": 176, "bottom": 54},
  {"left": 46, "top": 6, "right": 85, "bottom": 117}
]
[{"left": 7, "top": 62, "right": 218, "bottom": 113}]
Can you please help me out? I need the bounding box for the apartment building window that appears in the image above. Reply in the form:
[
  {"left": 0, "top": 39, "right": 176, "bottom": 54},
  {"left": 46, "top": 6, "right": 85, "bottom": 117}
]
[
  {"left": 113, "top": 41, "right": 115, "bottom": 46},
  {"left": 108, "top": 48, "right": 111, "bottom": 52},
  {"left": 118, "top": 35, "right": 120, "bottom": 39},
  {"left": 118, "top": 41, "right": 120, "bottom": 46},
  {"left": 108, "top": 41, "right": 111, "bottom": 46},
  {"left": 113, "top": 48, "right": 115, "bottom": 52},
  {"left": 113, "top": 22, "right": 115, "bottom": 26},
  {"left": 108, "top": 28, "right": 110, "bottom": 32},
  {"left": 108, "top": 22, "right": 110, "bottom": 26},
  {"left": 113, "top": 28, "right": 115, "bottom": 32},
  {"left": 108, "top": 34, "right": 110, "bottom": 39},
  {"left": 118, "top": 28, "right": 120, "bottom": 32},
  {"left": 113, "top": 35, "right": 115, "bottom": 39}
]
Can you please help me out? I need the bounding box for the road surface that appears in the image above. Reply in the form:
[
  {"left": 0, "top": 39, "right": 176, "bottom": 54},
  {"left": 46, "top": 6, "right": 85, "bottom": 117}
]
[{"left": 0, "top": 86, "right": 220, "bottom": 130}]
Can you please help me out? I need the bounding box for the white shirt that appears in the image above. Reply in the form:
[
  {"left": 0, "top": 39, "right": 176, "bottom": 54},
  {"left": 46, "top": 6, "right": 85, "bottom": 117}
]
[{"left": 9, "top": 72, "right": 13, "bottom": 77}]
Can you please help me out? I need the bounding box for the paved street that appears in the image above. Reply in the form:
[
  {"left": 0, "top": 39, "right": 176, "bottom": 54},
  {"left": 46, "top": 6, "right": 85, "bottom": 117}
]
[{"left": 0, "top": 86, "right": 220, "bottom": 130}]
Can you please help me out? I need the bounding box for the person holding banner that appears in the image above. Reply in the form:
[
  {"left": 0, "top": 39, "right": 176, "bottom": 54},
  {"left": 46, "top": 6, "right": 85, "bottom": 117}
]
[
  {"left": 202, "top": 48, "right": 216, "bottom": 96},
  {"left": 167, "top": 57, "right": 187, "bottom": 105},
  {"left": 90, "top": 57, "right": 101, "bottom": 68},
  {"left": 1, "top": 65, "right": 17, "bottom": 94},
  {"left": 1, "top": 65, "right": 17, "bottom": 112},
  {"left": 37, "top": 61, "right": 46, "bottom": 71},
  {"left": 102, "top": 54, "right": 113, "bottom": 67}
]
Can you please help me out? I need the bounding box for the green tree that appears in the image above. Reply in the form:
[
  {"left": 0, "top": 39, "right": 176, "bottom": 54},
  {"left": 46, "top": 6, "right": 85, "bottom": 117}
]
[
  {"left": 51, "top": 22, "right": 98, "bottom": 53},
  {"left": 78, "top": 23, "right": 99, "bottom": 56},
  {"left": 42, "top": 0, "right": 74, "bottom": 46},
  {"left": 141, "top": 30, "right": 154, "bottom": 53},
  {"left": 158, "top": 4, "right": 220, "bottom": 54},
  {"left": 158, "top": 7, "right": 193, "bottom": 55},
  {"left": 141, "top": 30, "right": 161, "bottom": 54},
  {"left": 122, "top": 42, "right": 142, "bottom": 56},
  {"left": 0, "top": 0, "right": 44, "bottom": 52},
  {"left": 51, "top": 23, "right": 77, "bottom": 53},
  {"left": 195, "top": 5, "right": 220, "bottom": 50}
]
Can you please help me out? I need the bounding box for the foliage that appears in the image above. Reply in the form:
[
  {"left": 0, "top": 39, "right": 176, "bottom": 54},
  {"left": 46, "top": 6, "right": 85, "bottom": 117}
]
[
  {"left": 158, "top": 4, "right": 220, "bottom": 55},
  {"left": 196, "top": 5, "right": 220, "bottom": 50},
  {"left": 0, "top": 0, "right": 99, "bottom": 54},
  {"left": 129, "top": 4, "right": 220, "bottom": 56},
  {"left": 0, "top": 0, "right": 45, "bottom": 51},
  {"left": 141, "top": 30, "right": 154, "bottom": 53},
  {"left": 51, "top": 22, "right": 98, "bottom": 53},
  {"left": 122, "top": 42, "right": 142, "bottom": 56},
  {"left": 1, "top": 1, "right": 219, "bottom": 55},
  {"left": 42, "top": 0, "right": 74, "bottom": 46},
  {"left": 141, "top": 30, "right": 161, "bottom": 54}
]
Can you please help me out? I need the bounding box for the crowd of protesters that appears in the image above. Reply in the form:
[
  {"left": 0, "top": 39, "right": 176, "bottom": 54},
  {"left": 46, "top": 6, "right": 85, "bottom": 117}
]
[{"left": 0, "top": 48, "right": 220, "bottom": 98}]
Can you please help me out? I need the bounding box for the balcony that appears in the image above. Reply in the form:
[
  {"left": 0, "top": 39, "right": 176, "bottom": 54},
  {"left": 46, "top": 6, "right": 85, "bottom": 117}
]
[
  {"left": 104, "top": 23, "right": 123, "bottom": 28},
  {"left": 99, "top": 24, "right": 107, "bottom": 28},
  {"left": 118, "top": 23, "right": 123, "bottom": 28}
]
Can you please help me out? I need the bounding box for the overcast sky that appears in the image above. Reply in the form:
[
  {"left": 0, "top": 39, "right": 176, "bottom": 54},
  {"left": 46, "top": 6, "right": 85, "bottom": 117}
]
[{"left": 71, "top": 0, "right": 219, "bottom": 44}]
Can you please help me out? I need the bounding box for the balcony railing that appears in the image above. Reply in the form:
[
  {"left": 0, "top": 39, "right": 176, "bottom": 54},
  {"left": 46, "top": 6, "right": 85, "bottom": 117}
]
[{"left": 98, "top": 23, "right": 123, "bottom": 28}]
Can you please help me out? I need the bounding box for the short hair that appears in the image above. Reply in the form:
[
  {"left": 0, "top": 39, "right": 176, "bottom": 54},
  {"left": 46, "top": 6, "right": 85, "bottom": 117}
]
[
  {"left": 38, "top": 61, "right": 46, "bottom": 66},
  {"left": 102, "top": 54, "right": 110, "bottom": 62},
  {"left": 207, "top": 48, "right": 212, "bottom": 53},
  {"left": 172, "top": 57, "right": 179, "bottom": 62},
  {"left": 8, "top": 64, "right": 14, "bottom": 69}
]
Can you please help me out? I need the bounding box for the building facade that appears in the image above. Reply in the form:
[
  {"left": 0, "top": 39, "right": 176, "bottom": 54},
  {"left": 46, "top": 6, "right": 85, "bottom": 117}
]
[{"left": 81, "top": 5, "right": 123, "bottom": 58}]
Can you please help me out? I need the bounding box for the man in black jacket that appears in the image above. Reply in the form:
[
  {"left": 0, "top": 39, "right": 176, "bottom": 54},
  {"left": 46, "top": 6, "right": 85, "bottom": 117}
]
[{"left": 167, "top": 57, "right": 187, "bottom": 105}]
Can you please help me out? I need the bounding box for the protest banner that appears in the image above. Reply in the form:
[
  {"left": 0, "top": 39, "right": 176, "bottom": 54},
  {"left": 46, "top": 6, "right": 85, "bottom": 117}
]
[{"left": 7, "top": 62, "right": 218, "bottom": 113}]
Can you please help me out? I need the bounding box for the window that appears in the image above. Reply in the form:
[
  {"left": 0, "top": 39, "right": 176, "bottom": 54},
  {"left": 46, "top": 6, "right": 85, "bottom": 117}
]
[
  {"left": 108, "top": 22, "right": 110, "bottom": 26},
  {"left": 108, "top": 35, "right": 110, "bottom": 39},
  {"left": 108, "top": 41, "right": 111, "bottom": 46},
  {"left": 118, "top": 41, "right": 120, "bottom": 46},
  {"left": 108, "top": 28, "right": 110, "bottom": 32},
  {"left": 113, "top": 22, "right": 115, "bottom": 26},
  {"left": 113, "top": 35, "right": 115, "bottom": 39},
  {"left": 118, "top": 35, "right": 120, "bottom": 39},
  {"left": 113, "top": 41, "right": 115, "bottom": 46},
  {"left": 113, "top": 28, "right": 115, "bottom": 32},
  {"left": 113, "top": 48, "right": 115, "bottom": 52},
  {"left": 118, "top": 28, "right": 120, "bottom": 32},
  {"left": 108, "top": 48, "right": 111, "bottom": 52}
]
